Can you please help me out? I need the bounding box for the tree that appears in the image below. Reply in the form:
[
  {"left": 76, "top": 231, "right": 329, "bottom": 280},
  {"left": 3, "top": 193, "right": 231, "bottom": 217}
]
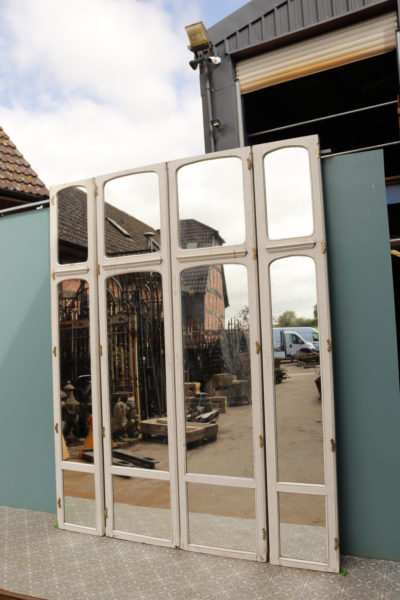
[{"left": 276, "top": 310, "right": 297, "bottom": 326}]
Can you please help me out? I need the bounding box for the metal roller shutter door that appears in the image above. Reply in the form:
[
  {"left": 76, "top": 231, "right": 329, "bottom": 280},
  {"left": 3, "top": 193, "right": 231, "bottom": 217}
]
[{"left": 236, "top": 11, "right": 397, "bottom": 94}]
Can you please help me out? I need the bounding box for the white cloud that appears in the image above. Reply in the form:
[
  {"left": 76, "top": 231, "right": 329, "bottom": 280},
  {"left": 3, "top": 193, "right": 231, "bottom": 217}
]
[{"left": 0, "top": 0, "right": 205, "bottom": 186}]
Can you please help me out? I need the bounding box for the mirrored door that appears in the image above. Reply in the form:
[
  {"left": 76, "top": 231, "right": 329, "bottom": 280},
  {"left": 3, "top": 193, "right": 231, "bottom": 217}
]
[
  {"left": 253, "top": 136, "right": 339, "bottom": 572},
  {"left": 168, "top": 149, "right": 267, "bottom": 561},
  {"left": 96, "top": 165, "right": 179, "bottom": 547}
]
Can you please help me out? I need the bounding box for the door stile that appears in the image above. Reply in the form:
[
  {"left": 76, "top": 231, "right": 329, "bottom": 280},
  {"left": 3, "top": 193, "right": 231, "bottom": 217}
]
[
  {"left": 168, "top": 148, "right": 267, "bottom": 561},
  {"left": 95, "top": 164, "right": 180, "bottom": 547},
  {"left": 50, "top": 178, "right": 105, "bottom": 536},
  {"left": 252, "top": 135, "right": 339, "bottom": 572}
]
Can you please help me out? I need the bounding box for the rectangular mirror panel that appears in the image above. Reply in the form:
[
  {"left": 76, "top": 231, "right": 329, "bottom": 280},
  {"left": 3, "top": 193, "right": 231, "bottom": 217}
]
[
  {"left": 279, "top": 493, "right": 327, "bottom": 563},
  {"left": 188, "top": 484, "right": 256, "bottom": 552},
  {"left": 113, "top": 476, "right": 171, "bottom": 540},
  {"left": 181, "top": 265, "right": 253, "bottom": 477},
  {"left": 106, "top": 273, "right": 169, "bottom": 470},
  {"left": 177, "top": 157, "right": 246, "bottom": 248},
  {"left": 59, "top": 279, "right": 93, "bottom": 465},
  {"left": 264, "top": 147, "right": 313, "bottom": 240},
  {"left": 57, "top": 186, "right": 88, "bottom": 264},
  {"left": 104, "top": 173, "right": 160, "bottom": 257},
  {"left": 63, "top": 471, "right": 96, "bottom": 528},
  {"left": 270, "top": 257, "right": 324, "bottom": 484}
]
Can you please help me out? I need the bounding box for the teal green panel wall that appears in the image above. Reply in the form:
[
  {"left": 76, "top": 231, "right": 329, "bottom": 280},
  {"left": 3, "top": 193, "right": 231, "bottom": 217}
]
[
  {"left": 0, "top": 208, "right": 56, "bottom": 513},
  {"left": 322, "top": 151, "right": 400, "bottom": 559}
]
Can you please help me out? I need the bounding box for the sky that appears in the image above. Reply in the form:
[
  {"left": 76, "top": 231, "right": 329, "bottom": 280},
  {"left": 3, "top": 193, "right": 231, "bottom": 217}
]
[{"left": 0, "top": 0, "right": 247, "bottom": 187}]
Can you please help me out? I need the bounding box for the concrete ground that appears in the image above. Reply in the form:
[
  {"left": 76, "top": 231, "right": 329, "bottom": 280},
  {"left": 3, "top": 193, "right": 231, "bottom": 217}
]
[{"left": 1, "top": 506, "right": 399, "bottom": 600}]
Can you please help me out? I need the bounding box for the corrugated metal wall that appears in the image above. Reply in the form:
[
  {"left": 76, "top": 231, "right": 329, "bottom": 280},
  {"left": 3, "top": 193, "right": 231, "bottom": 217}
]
[{"left": 209, "top": 0, "right": 392, "bottom": 56}]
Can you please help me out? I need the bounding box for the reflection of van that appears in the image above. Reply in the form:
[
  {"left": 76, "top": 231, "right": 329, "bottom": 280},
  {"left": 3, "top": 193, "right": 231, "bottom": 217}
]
[
  {"left": 273, "top": 328, "right": 317, "bottom": 358},
  {"left": 279, "top": 327, "right": 320, "bottom": 351}
]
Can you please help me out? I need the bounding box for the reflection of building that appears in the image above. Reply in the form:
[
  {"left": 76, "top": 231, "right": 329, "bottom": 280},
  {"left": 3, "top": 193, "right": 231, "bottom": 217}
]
[
  {"left": 0, "top": 125, "right": 48, "bottom": 209},
  {"left": 180, "top": 219, "right": 229, "bottom": 331},
  {"left": 58, "top": 186, "right": 160, "bottom": 263}
]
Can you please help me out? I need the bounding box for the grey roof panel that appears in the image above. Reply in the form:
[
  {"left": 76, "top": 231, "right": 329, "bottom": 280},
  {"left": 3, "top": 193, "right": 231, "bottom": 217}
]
[{"left": 208, "top": 0, "right": 392, "bottom": 55}]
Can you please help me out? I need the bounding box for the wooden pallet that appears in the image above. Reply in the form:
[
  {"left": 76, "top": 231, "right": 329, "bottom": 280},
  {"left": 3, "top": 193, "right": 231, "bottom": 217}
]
[{"left": 140, "top": 418, "right": 218, "bottom": 444}]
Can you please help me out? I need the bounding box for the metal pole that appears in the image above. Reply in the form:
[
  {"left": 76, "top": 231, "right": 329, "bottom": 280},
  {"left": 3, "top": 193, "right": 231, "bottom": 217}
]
[
  {"left": 247, "top": 100, "right": 398, "bottom": 139},
  {"left": 203, "top": 61, "right": 215, "bottom": 152}
]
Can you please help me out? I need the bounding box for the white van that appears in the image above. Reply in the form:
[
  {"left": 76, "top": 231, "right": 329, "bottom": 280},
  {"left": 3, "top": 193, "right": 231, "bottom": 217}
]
[{"left": 273, "top": 328, "right": 317, "bottom": 358}]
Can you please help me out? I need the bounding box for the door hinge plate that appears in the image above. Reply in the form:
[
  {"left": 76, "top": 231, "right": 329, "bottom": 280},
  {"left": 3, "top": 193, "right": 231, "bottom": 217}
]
[
  {"left": 104, "top": 507, "right": 108, "bottom": 519},
  {"left": 95, "top": 183, "right": 99, "bottom": 198},
  {"left": 259, "top": 434, "right": 264, "bottom": 448},
  {"left": 57, "top": 498, "right": 61, "bottom": 509},
  {"left": 247, "top": 156, "right": 252, "bottom": 170},
  {"left": 55, "top": 422, "right": 59, "bottom": 434},
  {"left": 334, "top": 537, "right": 339, "bottom": 551},
  {"left": 255, "top": 341, "right": 261, "bottom": 354},
  {"left": 316, "top": 143, "right": 321, "bottom": 158},
  {"left": 99, "top": 345, "right": 103, "bottom": 357},
  {"left": 262, "top": 527, "right": 267, "bottom": 540},
  {"left": 330, "top": 438, "right": 336, "bottom": 453},
  {"left": 321, "top": 241, "right": 327, "bottom": 254},
  {"left": 327, "top": 339, "right": 332, "bottom": 352},
  {"left": 51, "top": 270, "right": 56, "bottom": 280},
  {"left": 101, "top": 426, "right": 106, "bottom": 438},
  {"left": 252, "top": 247, "right": 257, "bottom": 260},
  {"left": 96, "top": 264, "right": 100, "bottom": 276},
  {"left": 53, "top": 346, "right": 57, "bottom": 357},
  {"left": 50, "top": 196, "right": 55, "bottom": 206}
]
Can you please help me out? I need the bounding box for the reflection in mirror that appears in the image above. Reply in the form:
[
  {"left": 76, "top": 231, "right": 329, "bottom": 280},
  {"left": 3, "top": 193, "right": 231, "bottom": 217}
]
[
  {"left": 279, "top": 493, "right": 327, "bottom": 563},
  {"left": 57, "top": 186, "right": 88, "bottom": 264},
  {"left": 181, "top": 264, "right": 253, "bottom": 477},
  {"left": 177, "top": 157, "right": 245, "bottom": 248},
  {"left": 58, "top": 280, "right": 93, "bottom": 465},
  {"left": 104, "top": 173, "right": 160, "bottom": 257},
  {"left": 113, "top": 477, "right": 171, "bottom": 540},
  {"left": 264, "top": 147, "right": 313, "bottom": 240},
  {"left": 63, "top": 471, "right": 96, "bottom": 528},
  {"left": 270, "top": 257, "right": 323, "bottom": 484},
  {"left": 188, "top": 484, "right": 256, "bottom": 552},
  {"left": 106, "top": 273, "right": 168, "bottom": 470}
]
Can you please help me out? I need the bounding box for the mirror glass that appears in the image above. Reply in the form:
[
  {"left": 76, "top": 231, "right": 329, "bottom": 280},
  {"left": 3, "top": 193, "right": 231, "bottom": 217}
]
[
  {"left": 113, "top": 477, "right": 171, "bottom": 540},
  {"left": 63, "top": 471, "right": 96, "bottom": 528},
  {"left": 177, "top": 157, "right": 245, "bottom": 248},
  {"left": 270, "top": 257, "right": 323, "bottom": 484},
  {"left": 180, "top": 265, "right": 253, "bottom": 477},
  {"left": 104, "top": 173, "right": 160, "bottom": 257},
  {"left": 279, "top": 493, "right": 327, "bottom": 563},
  {"left": 188, "top": 484, "right": 256, "bottom": 552},
  {"left": 264, "top": 147, "right": 313, "bottom": 240},
  {"left": 106, "top": 272, "right": 169, "bottom": 470},
  {"left": 58, "top": 279, "right": 93, "bottom": 465},
  {"left": 57, "top": 186, "right": 88, "bottom": 264}
]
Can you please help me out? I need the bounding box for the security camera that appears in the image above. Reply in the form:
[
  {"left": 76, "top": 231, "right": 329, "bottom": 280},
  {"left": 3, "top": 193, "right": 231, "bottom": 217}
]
[
  {"left": 189, "top": 59, "right": 199, "bottom": 70},
  {"left": 207, "top": 56, "right": 221, "bottom": 65}
]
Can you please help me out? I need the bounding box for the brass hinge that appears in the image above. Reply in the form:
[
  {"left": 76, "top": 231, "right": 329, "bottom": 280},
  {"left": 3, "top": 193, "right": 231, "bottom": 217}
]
[
  {"left": 247, "top": 156, "right": 252, "bottom": 170},
  {"left": 316, "top": 143, "right": 321, "bottom": 159},
  {"left": 259, "top": 434, "right": 264, "bottom": 448},
  {"left": 101, "top": 426, "right": 106, "bottom": 438},
  {"left": 53, "top": 346, "right": 57, "bottom": 357},
  {"left": 334, "top": 537, "right": 339, "bottom": 551},
  {"left": 252, "top": 247, "right": 257, "bottom": 260},
  {"left": 330, "top": 438, "right": 336, "bottom": 453},
  {"left": 321, "top": 241, "right": 327, "bottom": 254},
  {"left": 50, "top": 196, "right": 55, "bottom": 206},
  {"left": 51, "top": 270, "right": 56, "bottom": 280},
  {"left": 96, "top": 264, "right": 100, "bottom": 276},
  {"left": 95, "top": 183, "right": 99, "bottom": 198},
  {"left": 327, "top": 339, "right": 332, "bottom": 353},
  {"left": 55, "top": 423, "right": 59, "bottom": 434},
  {"left": 255, "top": 341, "right": 261, "bottom": 354},
  {"left": 99, "top": 345, "right": 103, "bottom": 357},
  {"left": 104, "top": 507, "right": 108, "bottom": 519},
  {"left": 262, "top": 527, "right": 267, "bottom": 540},
  {"left": 57, "top": 498, "right": 61, "bottom": 509}
]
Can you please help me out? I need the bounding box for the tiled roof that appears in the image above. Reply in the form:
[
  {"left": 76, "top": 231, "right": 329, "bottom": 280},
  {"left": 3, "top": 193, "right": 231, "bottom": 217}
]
[
  {"left": 58, "top": 186, "right": 160, "bottom": 255},
  {"left": 0, "top": 125, "right": 48, "bottom": 198},
  {"left": 180, "top": 219, "right": 225, "bottom": 248}
]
